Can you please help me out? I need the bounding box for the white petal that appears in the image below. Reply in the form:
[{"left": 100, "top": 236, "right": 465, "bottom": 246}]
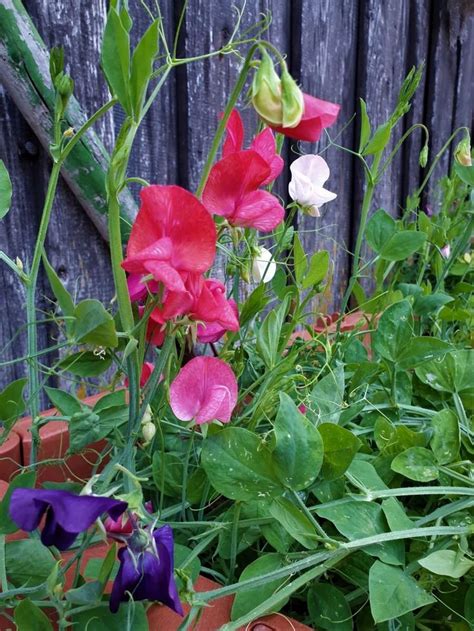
[
  {"left": 252, "top": 247, "right": 277, "bottom": 283},
  {"left": 309, "top": 186, "right": 337, "bottom": 208}
]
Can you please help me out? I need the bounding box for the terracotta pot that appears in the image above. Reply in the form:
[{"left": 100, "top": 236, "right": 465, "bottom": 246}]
[
  {"left": 13, "top": 393, "right": 109, "bottom": 485},
  {"left": 0, "top": 432, "right": 22, "bottom": 482}
]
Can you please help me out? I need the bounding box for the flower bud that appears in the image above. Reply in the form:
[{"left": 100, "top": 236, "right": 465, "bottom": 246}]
[
  {"left": 281, "top": 69, "right": 304, "bottom": 128},
  {"left": 142, "top": 421, "right": 156, "bottom": 443},
  {"left": 419, "top": 144, "right": 429, "bottom": 168},
  {"left": 252, "top": 246, "right": 276, "bottom": 283},
  {"left": 141, "top": 404, "right": 153, "bottom": 425},
  {"left": 251, "top": 49, "right": 282, "bottom": 126},
  {"left": 455, "top": 137, "right": 472, "bottom": 167},
  {"left": 15, "top": 257, "right": 23, "bottom": 272},
  {"left": 63, "top": 127, "right": 75, "bottom": 139},
  {"left": 440, "top": 244, "right": 451, "bottom": 259}
]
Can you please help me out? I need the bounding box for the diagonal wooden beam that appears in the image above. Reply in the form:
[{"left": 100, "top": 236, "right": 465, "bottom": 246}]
[{"left": 0, "top": 0, "right": 137, "bottom": 241}]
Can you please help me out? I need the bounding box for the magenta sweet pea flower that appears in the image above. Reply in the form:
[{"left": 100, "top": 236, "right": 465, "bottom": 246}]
[
  {"left": 197, "top": 298, "right": 239, "bottom": 343},
  {"left": 9, "top": 488, "right": 127, "bottom": 551},
  {"left": 110, "top": 525, "right": 183, "bottom": 616},
  {"left": 170, "top": 356, "right": 238, "bottom": 424}
]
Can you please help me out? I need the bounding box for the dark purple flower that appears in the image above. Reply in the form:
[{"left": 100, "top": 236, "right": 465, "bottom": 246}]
[
  {"left": 9, "top": 488, "right": 127, "bottom": 551},
  {"left": 110, "top": 525, "right": 183, "bottom": 615}
]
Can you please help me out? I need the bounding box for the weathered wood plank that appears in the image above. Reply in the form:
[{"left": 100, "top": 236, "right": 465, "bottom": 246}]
[{"left": 295, "top": 0, "right": 360, "bottom": 311}]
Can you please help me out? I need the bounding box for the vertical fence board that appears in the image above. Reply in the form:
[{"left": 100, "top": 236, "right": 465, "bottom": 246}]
[{"left": 295, "top": 0, "right": 360, "bottom": 311}]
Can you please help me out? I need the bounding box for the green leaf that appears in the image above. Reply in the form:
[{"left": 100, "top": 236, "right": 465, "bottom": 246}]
[
  {"left": 239, "top": 284, "right": 268, "bottom": 326},
  {"left": 396, "top": 337, "right": 451, "bottom": 369},
  {"left": 44, "top": 386, "right": 83, "bottom": 416},
  {"left": 369, "top": 561, "right": 435, "bottom": 623},
  {"left": 0, "top": 472, "right": 36, "bottom": 534},
  {"left": 0, "top": 159, "right": 12, "bottom": 219},
  {"left": 231, "top": 554, "right": 288, "bottom": 620},
  {"left": 347, "top": 459, "right": 388, "bottom": 492},
  {"left": 381, "top": 497, "right": 413, "bottom": 531},
  {"left": 68, "top": 411, "right": 102, "bottom": 454},
  {"left": 415, "top": 349, "right": 473, "bottom": 393},
  {"left": 65, "top": 580, "right": 103, "bottom": 605},
  {"left": 373, "top": 300, "right": 413, "bottom": 363},
  {"left": 6, "top": 539, "right": 56, "bottom": 587},
  {"left": 308, "top": 364, "right": 345, "bottom": 424},
  {"left": 272, "top": 393, "right": 323, "bottom": 490},
  {"left": 454, "top": 161, "right": 474, "bottom": 186},
  {"left": 379, "top": 231, "right": 426, "bottom": 261},
  {"left": 72, "top": 603, "right": 148, "bottom": 630},
  {"left": 42, "top": 253, "right": 75, "bottom": 335},
  {"left": 14, "top": 598, "right": 53, "bottom": 631},
  {"left": 418, "top": 550, "right": 474, "bottom": 579},
  {"left": 319, "top": 423, "right": 361, "bottom": 481},
  {"left": 316, "top": 501, "right": 403, "bottom": 565},
  {"left": 74, "top": 299, "right": 118, "bottom": 347},
  {"left": 59, "top": 351, "right": 112, "bottom": 377},
  {"left": 101, "top": 7, "right": 131, "bottom": 113},
  {"left": 302, "top": 250, "right": 329, "bottom": 289},
  {"left": 391, "top": 447, "right": 438, "bottom": 482},
  {"left": 362, "top": 122, "right": 391, "bottom": 156},
  {"left": 256, "top": 295, "right": 289, "bottom": 368},
  {"left": 308, "top": 583, "right": 353, "bottom": 631},
  {"left": 413, "top": 292, "right": 453, "bottom": 316},
  {"left": 366, "top": 209, "right": 396, "bottom": 253},
  {"left": 293, "top": 232, "right": 306, "bottom": 285},
  {"left": 430, "top": 409, "right": 459, "bottom": 465},
  {"left": 358, "top": 98, "right": 371, "bottom": 153},
  {"left": 268, "top": 496, "right": 319, "bottom": 549},
  {"left": 201, "top": 427, "right": 282, "bottom": 501},
  {"left": 0, "top": 378, "right": 27, "bottom": 431},
  {"left": 130, "top": 20, "right": 159, "bottom": 117}
]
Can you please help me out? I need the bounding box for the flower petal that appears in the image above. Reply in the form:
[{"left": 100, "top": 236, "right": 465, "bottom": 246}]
[
  {"left": 251, "top": 128, "right": 284, "bottom": 185},
  {"left": 222, "top": 109, "right": 244, "bottom": 157},
  {"left": 231, "top": 189, "right": 285, "bottom": 232}
]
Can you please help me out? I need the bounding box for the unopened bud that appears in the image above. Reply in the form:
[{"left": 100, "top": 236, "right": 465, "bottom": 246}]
[
  {"left": 142, "top": 421, "right": 156, "bottom": 443},
  {"left": 455, "top": 137, "right": 472, "bottom": 167},
  {"left": 251, "top": 246, "right": 277, "bottom": 284},
  {"left": 281, "top": 69, "right": 304, "bottom": 128},
  {"left": 141, "top": 404, "right": 153, "bottom": 425},
  {"left": 251, "top": 49, "right": 282, "bottom": 126},
  {"left": 419, "top": 144, "right": 429, "bottom": 168},
  {"left": 15, "top": 257, "right": 23, "bottom": 272},
  {"left": 63, "top": 127, "right": 75, "bottom": 138}
]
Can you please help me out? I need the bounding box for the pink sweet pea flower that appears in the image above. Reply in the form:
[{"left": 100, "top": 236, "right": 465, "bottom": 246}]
[
  {"left": 170, "top": 356, "right": 238, "bottom": 424},
  {"left": 270, "top": 93, "right": 340, "bottom": 142},
  {"left": 146, "top": 274, "right": 239, "bottom": 344},
  {"left": 198, "top": 299, "right": 239, "bottom": 343},
  {"left": 122, "top": 186, "right": 216, "bottom": 293},
  {"left": 202, "top": 152, "right": 285, "bottom": 232},
  {"left": 223, "top": 110, "right": 284, "bottom": 185},
  {"left": 202, "top": 111, "right": 285, "bottom": 232}
]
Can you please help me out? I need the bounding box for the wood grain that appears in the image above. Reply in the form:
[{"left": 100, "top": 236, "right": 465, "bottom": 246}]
[{"left": 0, "top": 0, "right": 472, "bottom": 394}]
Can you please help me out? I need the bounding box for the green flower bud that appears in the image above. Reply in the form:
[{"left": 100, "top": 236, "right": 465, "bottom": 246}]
[
  {"left": 455, "top": 137, "right": 472, "bottom": 167},
  {"left": 419, "top": 144, "right": 429, "bottom": 168},
  {"left": 251, "top": 49, "right": 282, "bottom": 125},
  {"left": 281, "top": 69, "right": 304, "bottom": 128}
]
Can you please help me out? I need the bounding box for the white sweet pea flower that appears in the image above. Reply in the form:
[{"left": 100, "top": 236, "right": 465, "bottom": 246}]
[
  {"left": 252, "top": 247, "right": 276, "bottom": 283},
  {"left": 288, "top": 154, "right": 337, "bottom": 217}
]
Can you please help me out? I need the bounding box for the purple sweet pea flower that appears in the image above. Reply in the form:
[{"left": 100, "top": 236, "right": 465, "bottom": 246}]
[
  {"left": 110, "top": 525, "right": 183, "bottom": 616},
  {"left": 9, "top": 488, "right": 128, "bottom": 551}
]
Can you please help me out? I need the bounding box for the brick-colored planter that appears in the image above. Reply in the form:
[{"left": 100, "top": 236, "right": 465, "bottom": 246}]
[{"left": 0, "top": 432, "right": 22, "bottom": 482}]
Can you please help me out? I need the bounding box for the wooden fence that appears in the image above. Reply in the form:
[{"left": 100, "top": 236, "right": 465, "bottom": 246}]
[{"left": 0, "top": 0, "right": 473, "bottom": 392}]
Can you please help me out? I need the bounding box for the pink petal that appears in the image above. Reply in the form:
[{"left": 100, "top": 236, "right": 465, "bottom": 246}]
[
  {"left": 251, "top": 128, "right": 284, "bottom": 185},
  {"left": 232, "top": 189, "right": 285, "bottom": 232},
  {"left": 222, "top": 109, "right": 244, "bottom": 157}
]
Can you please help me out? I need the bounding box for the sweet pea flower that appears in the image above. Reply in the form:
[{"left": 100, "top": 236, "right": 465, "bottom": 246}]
[
  {"left": 441, "top": 244, "right": 451, "bottom": 259},
  {"left": 270, "top": 93, "right": 340, "bottom": 142},
  {"left": 122, "top": 185, "right": 216, "bottom": 293},
  {"left": 9, "top": 488, "right": 127, "bottom": 551},
  {"left": 104, "top": 501, "right": 153, "bottom": 537},
  {"left": 110, "top": 525, "right": 183, "bottom": 616},
  {"left": 202, "top": 111, "right": 285, "bottom": 232},
  {"left": 197, "top": 299, "right": 239, "bottom": 343},
  {"left": 146, "top": 274, "right": 239, "bottom": 344},
  {"left": 289, "top": 155, "right": 337, "bottom": 217},
  {"left": 252, "top": 246, "right": 277, "bottom": 283},
  {"left": 170, "top": 356, "right": 238, "bottom": 424},
  {"left": 222, "top": 110, "right": 284, "bottom": 184}
]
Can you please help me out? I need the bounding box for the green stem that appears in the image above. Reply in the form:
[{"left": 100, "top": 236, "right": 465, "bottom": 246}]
[{"left": 27, "top": 160, "right": 61, "bottom": 464}]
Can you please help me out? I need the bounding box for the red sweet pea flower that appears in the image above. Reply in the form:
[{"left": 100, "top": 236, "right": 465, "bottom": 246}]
[
  {"left": 145, "top": 274, "right": 239, "bottom": 345},
  {"left": 203, "top": 152, "right": 284, "bottom": 232},
  {"left": 122, "top": 185, "right": 216, "bottom": 292},
  {"left": 202, "top": 111, "right": 285, "bottom": 233},
  {"left": 124, "top": 361, "right": 155, "bottom": 387},
  {"left": 170, "top": 356, "right": 238, "bottom": 424},
  {"left": 270, "top": 93, "right": 340, "bottom": 142},
  {"left": 223, "top": 110, "right": 284, "bottom": 185}
]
